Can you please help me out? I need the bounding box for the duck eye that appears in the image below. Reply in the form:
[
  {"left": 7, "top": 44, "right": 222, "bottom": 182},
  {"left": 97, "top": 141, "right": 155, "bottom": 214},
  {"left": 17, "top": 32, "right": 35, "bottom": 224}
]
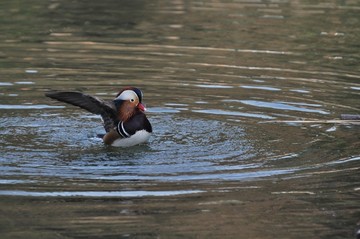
[{"left": 130, "top": 98, "right": 135, "bottom": 102}]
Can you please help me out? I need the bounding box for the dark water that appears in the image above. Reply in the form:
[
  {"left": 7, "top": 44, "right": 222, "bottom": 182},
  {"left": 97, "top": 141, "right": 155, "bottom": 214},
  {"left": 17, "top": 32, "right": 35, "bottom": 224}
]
[{"left": 1, "top": 1, "right": 359, "bottom": 238}]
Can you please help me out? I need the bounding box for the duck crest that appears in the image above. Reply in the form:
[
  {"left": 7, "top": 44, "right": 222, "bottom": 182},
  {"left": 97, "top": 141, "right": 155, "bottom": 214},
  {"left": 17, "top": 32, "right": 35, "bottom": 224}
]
[{"left": 116, "top": 86, "right": 143, "bottom": 102}]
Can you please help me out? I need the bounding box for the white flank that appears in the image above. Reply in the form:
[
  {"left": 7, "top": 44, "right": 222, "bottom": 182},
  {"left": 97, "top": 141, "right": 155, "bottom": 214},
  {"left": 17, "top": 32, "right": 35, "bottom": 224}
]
[{"left": 111, "top": 130, "right": 151, "bottom": 147}]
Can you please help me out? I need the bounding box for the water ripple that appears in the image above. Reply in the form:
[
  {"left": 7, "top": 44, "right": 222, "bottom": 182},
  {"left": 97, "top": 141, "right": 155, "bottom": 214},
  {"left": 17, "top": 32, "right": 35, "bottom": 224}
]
[
  {"left": 239, "top": 100, "right": 329, "bottom": 115},
  {"left": 193, "top": 109, "right": 275, "bottom": 119},
  {"left": 0, "top": 115, "right": 258, "bottom": 183},
  {"left": 188, "top": 62, "right": 360, "bottom": 79},
  {"left": 0, "top": 189, "right": 205, "bottom": 197},
  {"left": 240, "top": 85, "right": 281, "bottom": 91},
  {"left": 0, "top": 104, "right": 64, "bottom": 110}
]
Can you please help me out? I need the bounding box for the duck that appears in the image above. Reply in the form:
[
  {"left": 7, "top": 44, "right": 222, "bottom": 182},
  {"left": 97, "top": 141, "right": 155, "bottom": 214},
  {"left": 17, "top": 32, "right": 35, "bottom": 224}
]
[{"left": 45, "top": 87, "right": 152, "bottom": 147}]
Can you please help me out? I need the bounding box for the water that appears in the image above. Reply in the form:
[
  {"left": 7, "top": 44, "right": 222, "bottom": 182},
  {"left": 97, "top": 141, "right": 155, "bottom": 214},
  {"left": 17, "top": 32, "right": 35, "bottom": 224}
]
[{"left": 1, "top": 1, "right": 359, "bottom": 238}]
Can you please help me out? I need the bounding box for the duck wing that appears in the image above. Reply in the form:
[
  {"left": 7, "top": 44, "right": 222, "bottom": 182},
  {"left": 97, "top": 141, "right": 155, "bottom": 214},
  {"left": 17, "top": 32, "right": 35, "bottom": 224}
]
[{"left": 45, "top": 91, "right": 117, "bottom": 132}]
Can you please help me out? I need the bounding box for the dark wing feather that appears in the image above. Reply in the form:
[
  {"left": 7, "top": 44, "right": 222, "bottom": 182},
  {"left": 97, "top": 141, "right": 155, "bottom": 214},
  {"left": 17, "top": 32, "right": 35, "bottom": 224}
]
[{"left": 45, "top": 91, "right": 117, "bottom": 132}]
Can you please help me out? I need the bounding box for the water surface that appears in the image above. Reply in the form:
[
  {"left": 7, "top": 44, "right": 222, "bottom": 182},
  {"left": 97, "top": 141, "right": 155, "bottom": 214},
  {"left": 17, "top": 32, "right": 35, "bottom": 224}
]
[{"left": 0, "top": 1, "right": 359, "bottom": 238}]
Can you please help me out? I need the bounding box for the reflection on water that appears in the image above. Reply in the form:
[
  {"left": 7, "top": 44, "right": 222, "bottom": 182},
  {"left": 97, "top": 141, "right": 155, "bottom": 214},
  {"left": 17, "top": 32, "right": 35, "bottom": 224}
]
[
  {"left": 0, "top": 190, "right": 205, "bottom": 197},
  {"left": 0, "top": 104, "right": 63, "bottom": 109},
  {"left": 0, "top": 0, "right": 359, "bottom": 238},
  {"left": 238, "top": 100, "right": 329, "bottom": 114}
]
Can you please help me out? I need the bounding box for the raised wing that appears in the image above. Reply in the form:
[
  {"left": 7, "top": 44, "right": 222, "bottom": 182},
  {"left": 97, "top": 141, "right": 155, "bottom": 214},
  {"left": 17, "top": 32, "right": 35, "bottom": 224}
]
[{"left": 45, "top": 91, "right": 117, "bottom": 132}]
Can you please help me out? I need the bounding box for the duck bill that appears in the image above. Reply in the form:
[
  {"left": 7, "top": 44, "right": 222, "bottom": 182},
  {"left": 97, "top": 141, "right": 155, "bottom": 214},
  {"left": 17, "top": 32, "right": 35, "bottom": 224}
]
[{"left": 137, "top": 103, "right": 147, "bottom": 112}]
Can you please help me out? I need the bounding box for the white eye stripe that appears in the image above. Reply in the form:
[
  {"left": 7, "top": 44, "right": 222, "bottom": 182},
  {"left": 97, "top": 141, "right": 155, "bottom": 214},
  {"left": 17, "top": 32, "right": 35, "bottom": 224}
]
[{"left": 116, "top": 90, "right": 139, "bottom": 102}]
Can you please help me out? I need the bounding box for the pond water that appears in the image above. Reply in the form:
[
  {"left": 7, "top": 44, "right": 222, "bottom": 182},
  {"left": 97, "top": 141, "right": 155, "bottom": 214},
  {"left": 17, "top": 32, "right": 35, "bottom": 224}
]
[{"left": 0, "top": 1, "right": 359, "bottom": 238}]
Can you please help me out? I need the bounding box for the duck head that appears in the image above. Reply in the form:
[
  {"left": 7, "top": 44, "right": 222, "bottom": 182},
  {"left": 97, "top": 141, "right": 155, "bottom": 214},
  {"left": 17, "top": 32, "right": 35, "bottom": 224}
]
[{"left": 114, "top": 87, "right": 146, "bottom": 122}]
